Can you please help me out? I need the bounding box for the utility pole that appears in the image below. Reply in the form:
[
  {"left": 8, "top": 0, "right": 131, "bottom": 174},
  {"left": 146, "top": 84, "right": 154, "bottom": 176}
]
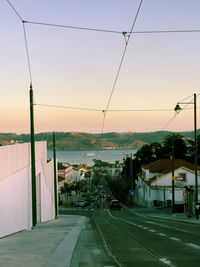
[
  {"left": 30, "top": 83, "right": 37, "bottom": 226},
  {"left": 172, "top": 135, "right": 175, "bottom": 214},
  {"left": 130, "top": 154, "right": 133, "bottom": 207},
  {"left": 194, "top": 94, "right": 199, "bottom": 219},
  {"left": 53, "top": 132, "right": 58, "bottom": 219}
]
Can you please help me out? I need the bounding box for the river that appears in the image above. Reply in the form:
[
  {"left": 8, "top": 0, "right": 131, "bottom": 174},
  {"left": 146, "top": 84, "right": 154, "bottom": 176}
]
[{"left": 47, "top": 148, "right": 138, "bottom": 166}]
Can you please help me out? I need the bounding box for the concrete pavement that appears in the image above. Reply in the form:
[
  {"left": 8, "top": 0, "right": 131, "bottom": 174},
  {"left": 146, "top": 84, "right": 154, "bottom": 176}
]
[{"left": 0, "top": 215, "right": 86, "bottom": 267}]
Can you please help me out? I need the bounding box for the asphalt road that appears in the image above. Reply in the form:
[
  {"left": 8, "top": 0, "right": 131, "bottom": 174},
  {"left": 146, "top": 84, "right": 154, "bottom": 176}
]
[{"left": 60, "top": 199, "right": 200, "bottom": 267}]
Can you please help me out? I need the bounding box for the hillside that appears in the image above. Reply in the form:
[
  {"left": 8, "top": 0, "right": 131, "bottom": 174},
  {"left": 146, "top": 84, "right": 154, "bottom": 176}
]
[{"left": 0, "top": 130, "right": 200, "bottom": 150}]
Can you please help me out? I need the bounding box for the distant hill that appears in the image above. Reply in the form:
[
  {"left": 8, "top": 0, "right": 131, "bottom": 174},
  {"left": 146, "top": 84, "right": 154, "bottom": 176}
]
[{"left": 0, "top": 130, "right": 200, "bottom": 150}]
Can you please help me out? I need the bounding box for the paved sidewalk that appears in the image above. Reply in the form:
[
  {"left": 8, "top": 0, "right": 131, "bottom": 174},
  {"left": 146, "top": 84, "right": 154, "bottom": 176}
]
[{"left": 0, "top": 215, "right": 86, "bottom": 267}]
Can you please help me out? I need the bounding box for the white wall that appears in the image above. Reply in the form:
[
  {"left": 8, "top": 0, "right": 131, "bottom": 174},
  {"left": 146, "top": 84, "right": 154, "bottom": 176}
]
[{"left": 0, "top": 142, "right": 56, "bottom": 238}]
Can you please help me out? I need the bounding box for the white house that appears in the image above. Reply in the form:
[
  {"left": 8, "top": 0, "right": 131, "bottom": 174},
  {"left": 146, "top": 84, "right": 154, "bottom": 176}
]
[
  {"left": 0, "top": 141, "right": 56, "bottom": 238},
  {"left": 58, "top": 166, "right": 88, "bottom": 192},
  {"left": 136, "top": 159, "right": 200, "bottom": 208}
]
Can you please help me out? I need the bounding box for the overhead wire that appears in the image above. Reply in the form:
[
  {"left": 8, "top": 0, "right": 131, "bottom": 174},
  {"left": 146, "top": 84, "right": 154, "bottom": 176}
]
[
  {"left": 22, "top": 22, "right": 33, "bottom": 83},
  {"left": 6, "top": 0, "right": 23, "bottom": 21},
  {"left": 5, "top": 0, "right": 200, "bottom": 136},
  {"left": 6, "top": 0, "right": 33, "bottom": 83},
  {"left": 34, "top": 103, "right": 101, "bottom": 112},
  {"left": 23, "top": 20, "right": 122, "bottom": 34},
  {"left": 23, "top": 20, "right": 200, "bottom": 35},
  {"left": 101, "top": 0, "right": 143, "bottom": 135},
  {"left": 161, "top": 93, "right": 200, "bottom": 131}
]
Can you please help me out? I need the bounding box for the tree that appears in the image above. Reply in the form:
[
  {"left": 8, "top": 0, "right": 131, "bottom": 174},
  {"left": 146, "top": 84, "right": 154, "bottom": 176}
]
[
  {"left": 162, "top": 133, "right": 187, "bottom": 159},
  {"left": 134, "top": 142, "right": 163, "bottom": 164}
]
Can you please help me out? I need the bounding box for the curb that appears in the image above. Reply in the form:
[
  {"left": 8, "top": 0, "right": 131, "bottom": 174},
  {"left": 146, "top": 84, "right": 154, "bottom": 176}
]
[{"left": 46, "top": 216, "right": 86, "bottom": 267}]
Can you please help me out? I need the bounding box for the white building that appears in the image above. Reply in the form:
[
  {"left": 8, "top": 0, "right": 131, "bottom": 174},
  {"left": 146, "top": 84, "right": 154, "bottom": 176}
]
[
  {"left": 136, "top": 159, "right": 200, "bottom": 208},
  {"left": 0, "top": 141, "right": 56, "bottom": 238},
  {"left": 58, "top": 166, "right": 89, "bottom": 192}
]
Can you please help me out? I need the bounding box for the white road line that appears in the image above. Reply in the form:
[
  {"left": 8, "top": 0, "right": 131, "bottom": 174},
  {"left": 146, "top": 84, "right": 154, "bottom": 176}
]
[
  {"left": 159, "top": 258, "right": 172, "bottom": 265},
  {"left": 149, "top": 229, "right": 156, "bottom": 233},
  {"left": 146, "top": 220, "right": 190, "bottom": 234},
  {"left": 158, "top": 233, "right": 166, "bottom": 237},
  {"left": 169, "top": 237, "right": 180, "bottom": 241},
  {"left": 186, "top": 243, "right": 200, "bottom": 249}
]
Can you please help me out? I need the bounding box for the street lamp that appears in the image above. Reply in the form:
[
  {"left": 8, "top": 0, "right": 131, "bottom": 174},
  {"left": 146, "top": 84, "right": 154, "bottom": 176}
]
[{"left": 174, "top": 93, "right": 198, "bottom": 218}]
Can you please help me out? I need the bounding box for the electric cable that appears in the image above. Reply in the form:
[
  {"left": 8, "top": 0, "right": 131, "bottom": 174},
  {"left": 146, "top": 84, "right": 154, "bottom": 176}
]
[
  {"left": 161, "top": 93, "right": 200, "bottom": 131},
  {"left": 101, "top": 0, "right": 143, "bottom": 135},
  {"left": 35, "top": 103, "right": 101, "bottom": 112},
  {"left": 23, "top": 20, "right": 122, "bottom": 34},
  {"left": 6, "top": 0, "right": 23, "bottom": 21},
  {"left": 24, "top": 20, "right": 200, "bottom": 35},
  {"left": 6, "top": 0, "right": 33, "bottom": 83},
  {"left": 22, "top": 22, "right": 33, "bottom": 83}
]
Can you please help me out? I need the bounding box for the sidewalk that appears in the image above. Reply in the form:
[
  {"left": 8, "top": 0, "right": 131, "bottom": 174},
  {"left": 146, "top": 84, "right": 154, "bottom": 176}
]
[
  {"left": 129, "top": 206, "right": 200, "bottom": 224},
  {"left": 0, "top": 215, "right": 86, "bottom": 267}
]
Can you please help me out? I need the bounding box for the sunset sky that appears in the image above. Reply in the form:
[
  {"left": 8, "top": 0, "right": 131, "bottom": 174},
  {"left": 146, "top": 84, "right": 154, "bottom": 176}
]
[{"left": 1, "top": 0, "right": 200, "bottom": 134}]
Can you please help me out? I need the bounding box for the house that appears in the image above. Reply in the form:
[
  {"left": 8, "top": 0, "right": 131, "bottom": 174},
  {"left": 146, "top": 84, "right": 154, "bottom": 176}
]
[
  {"left": 0, "top": 141, "right": 56, "bottom": 238},
  {"left": 136, "top": 159, "right": 200, "bottom": 209},
  {"left": 58, "top": 166, "right": 88, "bottom": 192}
]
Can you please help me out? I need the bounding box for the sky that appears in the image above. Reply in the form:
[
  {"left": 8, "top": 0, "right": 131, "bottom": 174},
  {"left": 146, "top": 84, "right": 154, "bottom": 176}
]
[{"left": 1, "top": 0, "right": 200, "bottom": 134}]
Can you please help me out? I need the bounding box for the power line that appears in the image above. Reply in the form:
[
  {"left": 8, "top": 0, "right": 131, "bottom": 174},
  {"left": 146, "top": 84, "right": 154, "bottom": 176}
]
[
  {"left": 132, "top": 29, "right": 200, "bottom": 34},
  {"left": 6, "top": 0, "right": 23, "bottom": 21},
  {"left": 24, "top": 20, "right": 200, "bottom": 35},
  {"left": 101, "top": 0, "right": 143, "bottom": 135},
  {"left": 161, "top": 93, "right": 200, "bottom": 131},
  {"left": 23, "top": 20, "right": 122, "bottom": 34},
  {"left": 22, "top": 22, "right": 33, "bottom": 83},
  {"left": 107, "top": 108, "right": 173, "bottom": 112},
  {"left": 161, "top": 113, "right": 178, "bottom": 131},
  {"left": 35, "top": 103, "right": 101, "bottom": 112}
]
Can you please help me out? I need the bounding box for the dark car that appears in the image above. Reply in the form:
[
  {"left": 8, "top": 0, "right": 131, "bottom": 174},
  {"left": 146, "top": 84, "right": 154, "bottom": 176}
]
[
  {"left": 76, "top": 200, "right": 86, "bottom": 207},
  {"left": 110, "top": 200, "right": 121, "bottom": 210}
]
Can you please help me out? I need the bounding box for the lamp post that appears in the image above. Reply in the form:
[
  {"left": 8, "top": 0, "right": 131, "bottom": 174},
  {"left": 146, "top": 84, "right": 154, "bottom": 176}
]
[{"left": 174, "top": 93, "right": 198, "bottom": 218}]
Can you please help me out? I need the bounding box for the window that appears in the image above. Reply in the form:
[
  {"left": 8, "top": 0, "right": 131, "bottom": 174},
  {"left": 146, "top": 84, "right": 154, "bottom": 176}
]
[{"left": 177, "top": 173, "right": 187, "bottom": 182}]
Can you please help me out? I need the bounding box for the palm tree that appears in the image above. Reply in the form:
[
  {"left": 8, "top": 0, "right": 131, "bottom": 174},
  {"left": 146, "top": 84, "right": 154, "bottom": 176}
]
[{"left": 162, "top": 133, "right": 187, "bottom": 159}]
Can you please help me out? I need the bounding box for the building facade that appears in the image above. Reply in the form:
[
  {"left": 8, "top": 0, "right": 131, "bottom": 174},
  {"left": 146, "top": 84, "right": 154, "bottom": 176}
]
[
  {"left": 0, "top": 141, "right": 56, "bottom": 238},
  {"left": 136, "top": 159, "right": 200, "bottom": 209}
]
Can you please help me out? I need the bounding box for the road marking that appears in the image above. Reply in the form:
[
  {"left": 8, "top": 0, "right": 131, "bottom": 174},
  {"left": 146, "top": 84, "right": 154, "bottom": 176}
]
[
  {"left": 158, "top": 233, "right": 166, "bottom": 237},
  {"left": 146, "top": 220, "right": 190, "bottom": 233},
  {"left": 159, "top": 258, "right": 172, "bottom": 265},
  {"left": 186, "top": 243, "right": 200, "bottom": 249},
  {"left": 149, "top": 229, "right": 156, "bottom": 232},
  {"left": 169, "top": 237, "right": 180, "bottom": 241}
]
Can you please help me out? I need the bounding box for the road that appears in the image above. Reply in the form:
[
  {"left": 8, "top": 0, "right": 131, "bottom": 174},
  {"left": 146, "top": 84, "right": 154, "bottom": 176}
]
[{"left": 60, "top": 199, "right": 200, "bottom": 267}]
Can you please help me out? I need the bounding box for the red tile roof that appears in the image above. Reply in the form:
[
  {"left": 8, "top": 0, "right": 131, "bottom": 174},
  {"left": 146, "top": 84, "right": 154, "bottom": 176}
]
[{"left": 142, "top": 159, "right": 200, "bottom": 174}]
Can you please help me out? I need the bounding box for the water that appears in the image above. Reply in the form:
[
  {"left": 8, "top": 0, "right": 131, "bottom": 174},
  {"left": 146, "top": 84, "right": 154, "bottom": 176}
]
[{"left": 47, "top": 148, "right": 138, "bottom": 166}]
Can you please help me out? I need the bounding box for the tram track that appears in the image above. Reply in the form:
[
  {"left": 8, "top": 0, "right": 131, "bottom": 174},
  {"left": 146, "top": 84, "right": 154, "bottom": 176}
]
[{"left": 92, "top": 204, "right": 172, "bottom": 267}]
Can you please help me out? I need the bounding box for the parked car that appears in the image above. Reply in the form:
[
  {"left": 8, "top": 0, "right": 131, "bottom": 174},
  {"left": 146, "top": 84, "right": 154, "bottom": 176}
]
[
  {"left": 110, "top": 200, "right": 121, "bottom": 210},
  {"left": 76, "top": 200, "right": 85, "bottom": 207}
]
